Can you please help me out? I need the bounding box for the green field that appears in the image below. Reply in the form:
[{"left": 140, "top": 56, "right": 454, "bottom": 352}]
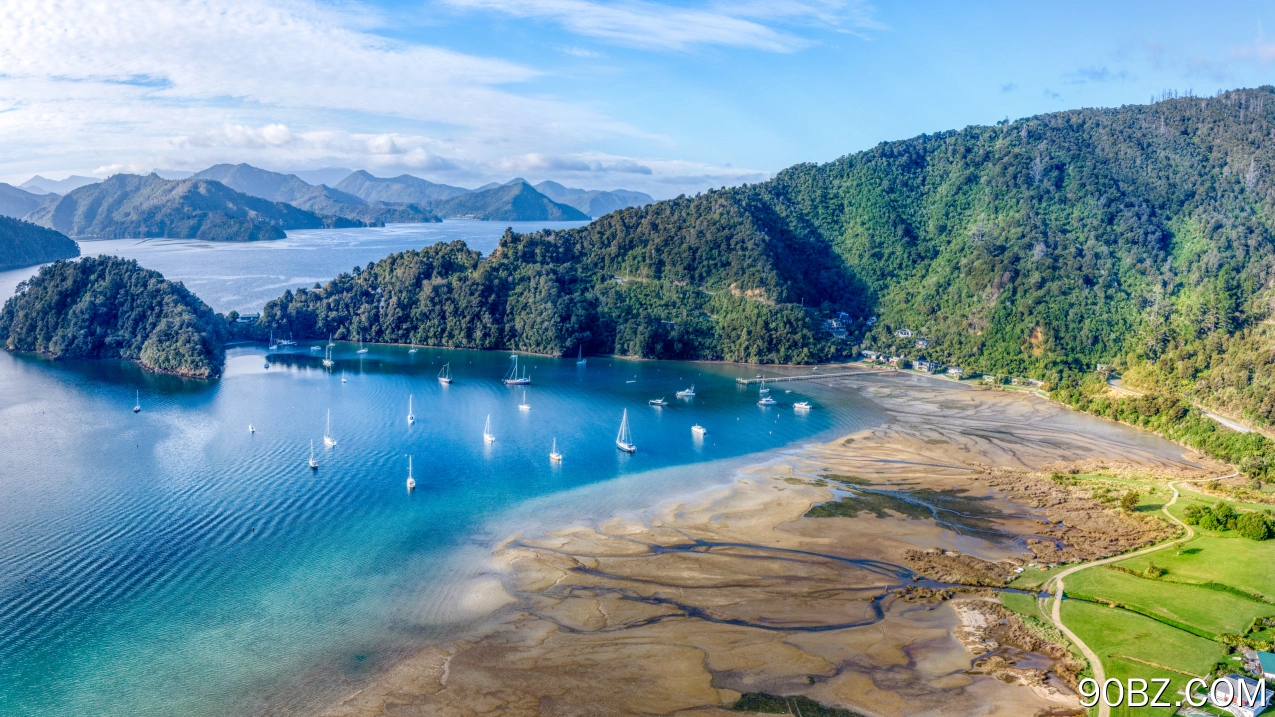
[
  {"left": 1114, "top": 535, "right": 1275, "bottom": 600},
  {"left": 1061, "top": 600, "right": 1230, "bottom": 717},
  {"left": 1065, "top": 567, "right": 1275, "bottom": 638}
]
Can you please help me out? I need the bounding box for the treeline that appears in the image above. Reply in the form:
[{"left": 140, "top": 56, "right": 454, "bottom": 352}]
[
  {"left": 254, "top": 194, "right": 847, "bottom": 363},
  {"left": 0, "top": 256, "right": 228, "bottom": 377},
  {"left": 1053, "top": 376, "right": 1275, "bottom": 480},
  {"left": 0, "top": 215, "right": 79, "bottom": 271}
]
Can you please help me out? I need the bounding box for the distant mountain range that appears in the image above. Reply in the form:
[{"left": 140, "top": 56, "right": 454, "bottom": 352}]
[
  {"left": 27, "top": 174, "right": 364, "bottom": 241},
  {"left": 19, "top": 175, "right": 100, "bottom": 195},
  {"left": 191, "top": 164, "right": 440, "bottom": 224},
  {"left": 2, "top": 164, "right": 653, "bottom": 240}
]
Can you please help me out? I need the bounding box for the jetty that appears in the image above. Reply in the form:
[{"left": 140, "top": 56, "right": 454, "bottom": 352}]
[{"left": 734, "top": 368, "right": 891, "bottom": 385}]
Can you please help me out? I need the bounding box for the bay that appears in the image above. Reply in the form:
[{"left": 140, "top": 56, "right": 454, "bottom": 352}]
[{"left": 0, "top": 223, "right": 886, "bottom": 716}]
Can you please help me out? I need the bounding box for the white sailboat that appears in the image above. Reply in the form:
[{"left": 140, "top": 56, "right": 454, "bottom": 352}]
[
  {"left": 615, "top": 409, "right": 636, "bottom": 453},
  {"left": 519, "top": 390, "right": 530, "bottom": 411},
  {"left": 576, "top": 346, "right": 586, "bottom": 366},
  {"left": 759, "top": 379, "right": 769, "bottom": 396},
  {"left": 327, "top": 333, "right": 335, "bottom": 348},
  {"left": 550, "top": 438, "right": 562, "bottom": 462},
  {"left": 341, "top": 370, "right": 346, "bottom": 383},
  {"left": 676, "top": 384, "right": 696, "bottom": 398},
  {"left": 249, "top": 424, "right": 255, "bottom": 433},
  {"left": 268, "top": 331, "right": 277, "bottom": 350},
  {"left": 309, "top": 440, "right": 318, "bottom": 470},
  {"left": 323, "top": 409, "right": 337, "bottom": 447},
  {"left": 648, "top": 397, "right": 668, "bottom": 406},
  {"left": 408, "top": 342, "right": 418, "bottom": 354},
  {"left": 483, "top": 415, "right": 496, "bottom": 443},
  {"left": 133, "top": 390, "right": 140, "bottom": 413},
  {"left": 407, "top": 395, "right": 415, "bottom": 424},
  {"left": 438, "top": 363, "right": 453, "bottom": 384},
  {"left": 356, "top": 332, "right": 368, "bottom": 354},
  {"left": 406, "top": 455, "right": 416, "bottom": 490},
  {"left": 502, "top": 355, "right": 530, "bottom": 385},
  {"left": 322, "top": 343, "right": 334, "bottom": 368}
]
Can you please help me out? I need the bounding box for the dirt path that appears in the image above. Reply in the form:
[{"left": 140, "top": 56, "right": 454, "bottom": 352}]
[{"left": 1044, "top": 472, "right": 1235, "bottom": 717}]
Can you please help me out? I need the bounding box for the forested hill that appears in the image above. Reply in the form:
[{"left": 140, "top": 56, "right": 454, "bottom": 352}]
[
  {"left": 0, "top": 256, "right": 228, "bottom": 377},
  {"left": 256, "top": 188, "right": 850, "bottom": 363},
  {"left": 256, "top": 87, "right": 1275, "bottom": 423},
  {"left": 0, "top": 216, "right": 79, "bottom": 271}
]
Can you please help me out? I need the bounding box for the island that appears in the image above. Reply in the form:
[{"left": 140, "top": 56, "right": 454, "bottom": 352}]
[
  {"left": 0, "top": 215, "right": 79, "bottom": 271},
  {"left": 0, "top": 256, "right": 229, "bottom": 377}
]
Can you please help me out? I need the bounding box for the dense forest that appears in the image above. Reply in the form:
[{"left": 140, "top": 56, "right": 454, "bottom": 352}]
[
  {"left": 0, "top": 256, "right": 228, "bottom": 377},
  {"left": 27, "top": 174, "right": 364, "bottom": 241},
  {"left": 253, "top": 87, "right": 1275, "bottom": 428},
  {"left": 0, "top": 216, "right": 79, "bottom": 271}
]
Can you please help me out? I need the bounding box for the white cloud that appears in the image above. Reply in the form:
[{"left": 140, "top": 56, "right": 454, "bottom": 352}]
[{"left": 440, "top": 0, "right": 880, "bottom": 52}]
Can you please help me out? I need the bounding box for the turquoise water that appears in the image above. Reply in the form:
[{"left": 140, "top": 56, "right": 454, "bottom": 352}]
[{"left": 0, "top": 225, "right": 887, "bottom": 716}]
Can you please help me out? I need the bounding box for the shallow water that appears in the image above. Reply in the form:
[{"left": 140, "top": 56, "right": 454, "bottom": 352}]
[{"left": 0, "top": 224, "right": 887, "bottom": 716}]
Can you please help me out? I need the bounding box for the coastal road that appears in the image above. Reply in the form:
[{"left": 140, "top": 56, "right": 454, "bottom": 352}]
[
  {"left": 1044, "top": 471, "right": 1236, "bottom": 717},
  {"left": 1107, "top": 377, "right": 1254, "bottom": 434}
]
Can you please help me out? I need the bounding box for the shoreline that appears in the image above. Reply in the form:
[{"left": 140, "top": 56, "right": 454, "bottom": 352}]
[{"left": 314, "top": 371, "right": 1212, "bottom": 717}]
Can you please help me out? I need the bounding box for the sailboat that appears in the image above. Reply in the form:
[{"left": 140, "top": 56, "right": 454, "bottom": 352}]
[
  {"left": 249, "top": 424, "right": 255, "bottom": 433},
  {"left": 268, "top": 331, "right": 277, "bottom": 350},
  {"left": 133, "top": 390, "right": 141, "bottom": 413},
  {"left": 576, "top": 346, "right": 586, "bottom": 366},
  {"left": 407, "top": 395, "right": 415, "bottom": 424},
  {"left": 309, "top": 440, "right": 318, "bottom": 470},
  {"left": 519, "top": 390, "right": 530, "bottom": 411},
  {"left": 648, "top": 397, "right": 668, "bottom": 406},
  {"left": 408, "top": 343, "right": 418, "bottom": 354},
  {"left": 406, "top": 456, "right": 416, "bottom": 490},
  {"left": 676, "top": 384, "right": 696, "bottom": 398},
  {"left": 550, "top": 438, "right": 562, "bottom": 462},
  {"left": 280, "top": 334, "right": 297, "bottom": 346},
  {"left": 502, "top": 355, "right": 530, "bottom": 385},
  {"left": 483, "top": 415, "right": 496, "bottom": 443},
  {"left": 322, "top": 343, "right": 334, "bottom": 368},
  {"left": 356, "top": 332, "right": 368, "bottom": 354},
  {"left": 327, "top": 333, "right": 335, "bottom": 348},
  {"left": 323, "top": 410, "right": 337, "bottom": 447},
  {"left": 615, "top": 409, "right": 636, "bottom": 453},
  {"left": 759, "top": 378, "right": 770, "bottom": 396},
  {"left": 341, "top": 370, "right": 346, "bottom": 383},
  {"left": 438, "top": 363, "right": 453, "bottom": 384}
]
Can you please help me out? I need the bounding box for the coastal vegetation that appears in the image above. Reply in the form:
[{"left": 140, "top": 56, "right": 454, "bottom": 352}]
[
  {"left": 0, "top": 215, "right": 79, "bottom": 271},
  {"left": 0, "top": 256, "right": 228, "bottom": 377},
  {"left": 26, "top": 173, "right": 365, "bottom": 241}
]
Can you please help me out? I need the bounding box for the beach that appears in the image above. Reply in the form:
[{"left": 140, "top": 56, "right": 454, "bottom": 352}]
[{"left": 313, "top": 371, "right": 1215, "bottom": 717}]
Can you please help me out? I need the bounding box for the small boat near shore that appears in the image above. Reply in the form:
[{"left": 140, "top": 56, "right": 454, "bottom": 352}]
[
  {"left": 438, "top": 363, "right": 453, "bottom": 384},
  {"left": 676, "top": 385, "right": 695, "bottom": 398},
  {"left": 757, "top": 395, "right": 777, "bottom": 406},
  {"left": 502, "top": 355, "right": 530, "bottom": 385},
  {"left": 576, "top": 346, "right": 586, "bottom": 366}
]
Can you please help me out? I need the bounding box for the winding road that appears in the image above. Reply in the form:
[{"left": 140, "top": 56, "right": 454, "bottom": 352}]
[{"left": 1042, "top": 471, "right": 1236, "bottom": 717}]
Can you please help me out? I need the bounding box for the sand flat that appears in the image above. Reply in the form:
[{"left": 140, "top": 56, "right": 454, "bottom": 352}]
[{"left": 317, "top": 372, "right": 1211, "bottom": 717}]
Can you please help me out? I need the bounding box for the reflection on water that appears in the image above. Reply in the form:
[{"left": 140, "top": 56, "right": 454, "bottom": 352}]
[{"left": 0, "top": 340, "right": 885, "bottom": 717}]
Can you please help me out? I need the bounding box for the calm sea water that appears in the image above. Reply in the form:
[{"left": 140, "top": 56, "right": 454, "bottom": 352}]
[{"left": 0, "top": 224, "right": 886, "bottom": 717}]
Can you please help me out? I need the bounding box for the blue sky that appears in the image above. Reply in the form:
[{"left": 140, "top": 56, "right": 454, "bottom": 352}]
[{"left": 2, "top": 0, "right": 1273, "bottom": 197}]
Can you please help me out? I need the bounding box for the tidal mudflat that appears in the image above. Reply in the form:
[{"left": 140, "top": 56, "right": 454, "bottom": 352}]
[{"left": 317, "top": 371, "right": 1214, "bottom": 717}]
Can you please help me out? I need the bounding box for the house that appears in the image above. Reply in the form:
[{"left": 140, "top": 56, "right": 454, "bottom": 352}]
[
  {"left": 821, "top": 319, "right": 848, "bottom": 339},
  {"left": 236, "top": 313, "right": 260, "bottom": 324},
  {"left": 866, "top": 316, "right": 878, "bottom": 326},
  {"left": 1257, "top": 651, "right": 1275, "bottom": 680},
  {"left": 915, "top": 338, "right": 929, "bottom": 349},
  {"left": 837, "top": 312, "right": 851, "bottom": 323},
  {"left": 946, "top": 367, "right": 964, "bottom": 378},
  {"left": 982, "top": 375, "right": 999, "bottom": 384},
  {"left": 887, "top": 355, "right": 902, "bottom": 366},
  {"left": 1210, "top": 674, "right": 1269, "bottom": 717},
  {"left": 862, "top": 351, "right": 880, "bottom": 362},
  {"left": 895, "top": 328, "right": 914, "bottom": 338},
  {"left": 915, "top": 360, "right": 932, "bottom": 373}
]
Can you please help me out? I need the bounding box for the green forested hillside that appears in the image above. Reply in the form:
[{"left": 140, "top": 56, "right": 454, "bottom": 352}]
[
  {"left": 0, "top": 256, "right": 229, "bottom": 377},
  {"left": 0, "top": 216, "right": 79, "bottom": 271},
  {"left": 255, "top": 88, "right": 1275, "bottom": 422},
  {"left": 256, "top": 188, "right": 849, "bottom": 362}
]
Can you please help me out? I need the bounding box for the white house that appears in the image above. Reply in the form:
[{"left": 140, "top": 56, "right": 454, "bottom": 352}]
[
  {"left": 946, "top": 367, "right": 964, "bottom": 378},
  {"left": 1212, "top": 674, "right": 1270, "bottom": 717},
  {"left": 895, "top": 328, "right": 914, "bottom": 338},
  {"left": 915, "top": 338, "right": 929, "bottom": 349}
]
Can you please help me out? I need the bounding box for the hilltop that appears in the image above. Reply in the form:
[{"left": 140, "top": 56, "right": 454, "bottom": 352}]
[
  {"left": 0, "top": 216, "right": 79, "bottom": 271},
  {"left": 0, "top": 183, "right": 59, "bottom": 220},
  {"left": 534, "top": 180, "right": 652, "bottom": 217},
  {"left": 431, "top": 181, "right": 588, "bottom": 221},
  {"left": 0, "top": 256, "right": 228, "bottom": 377},
  {"left": 26, "top": 174, "right": 364, "bottom": 241},
  {"left": 193, "top": 164, "right": 440, "bottom": 224}
]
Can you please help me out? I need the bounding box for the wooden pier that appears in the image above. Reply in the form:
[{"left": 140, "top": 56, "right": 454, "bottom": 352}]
[{"left": 734, "top": 368, "right": 889, "bottom": 385}]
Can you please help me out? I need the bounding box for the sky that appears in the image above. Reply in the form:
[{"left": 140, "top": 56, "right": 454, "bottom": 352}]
[{"left": 2, "top": 0, "right": 1274, "bottom": 197}]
